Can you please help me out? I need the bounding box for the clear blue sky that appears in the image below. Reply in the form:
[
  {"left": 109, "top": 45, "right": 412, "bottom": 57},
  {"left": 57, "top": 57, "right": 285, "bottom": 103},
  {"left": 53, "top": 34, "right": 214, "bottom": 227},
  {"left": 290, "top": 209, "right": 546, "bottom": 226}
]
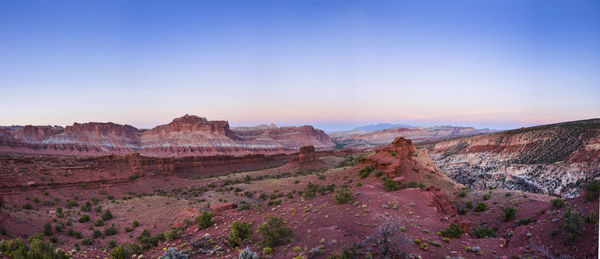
[{"left": 1, "top": 0, "right": 599, "bottom": 131}]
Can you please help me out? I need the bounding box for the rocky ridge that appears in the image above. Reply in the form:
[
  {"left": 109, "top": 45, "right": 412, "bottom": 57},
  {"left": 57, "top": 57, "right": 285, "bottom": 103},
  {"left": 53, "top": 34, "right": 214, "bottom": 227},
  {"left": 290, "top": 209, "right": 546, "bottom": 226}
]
[
  {"left": 331, "top": 125, "right": 495, "bottom": 149},
  {"left": 0, "top": 115, "right": 334, "bottom": 157},
  {"left": 429, "top": 119, "right": 600, "bottom": 197}
]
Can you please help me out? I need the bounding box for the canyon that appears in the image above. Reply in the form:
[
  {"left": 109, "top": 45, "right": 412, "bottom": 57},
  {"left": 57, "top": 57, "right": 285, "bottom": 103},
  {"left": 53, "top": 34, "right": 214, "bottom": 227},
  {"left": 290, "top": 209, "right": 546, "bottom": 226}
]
[
  {"left": 429, "top": 119, "right": 600, "bottom": 197},
  {"left": 0, "top": 117, "right": 598, "bottom": 258}
]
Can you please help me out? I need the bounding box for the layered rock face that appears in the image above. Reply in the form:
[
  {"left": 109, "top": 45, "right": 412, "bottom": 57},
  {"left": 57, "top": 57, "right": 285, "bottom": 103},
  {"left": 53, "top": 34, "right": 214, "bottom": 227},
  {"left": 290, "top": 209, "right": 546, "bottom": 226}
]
[
  {"left": 330, "top": 126, "right": 494, "bottom": 149},
  {"left": 232, "top": 125, "right": 334, "bottom": 148},
  {"left": 140, "top": 115, "right": 237, "bottom": 148},
  {"left": 47, "top": 122, "right": 141, "bottom": 147},
  {"left": 429, "top": 119, "right": 600, "bottom": 197},
  {"left": 0, "top": 115, "right": 335, "bottom": 157}
]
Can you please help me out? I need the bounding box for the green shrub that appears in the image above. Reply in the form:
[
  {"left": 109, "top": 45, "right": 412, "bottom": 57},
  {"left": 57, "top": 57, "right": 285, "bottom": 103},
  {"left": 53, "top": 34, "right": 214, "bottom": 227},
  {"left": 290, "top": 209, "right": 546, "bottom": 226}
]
[
  {"left": 107, "top": 240, "right": 117, "bottom": 248},
  {"left": 359, "top": 165, "right": 374, "bottom": 178},
  {"left": 515, "top": 218, "right": 532, "bottom": 226},
  {"left": 81, "top": 238, "right": 92, "bottom": 246},
  {"left": 93, "top": 230, "right": 102, "bottom": 238},
  {"left": 132, "top": 220, "right": 140, "bottom": 227},
  {"left": 165, "top": 228, "right": 183, "bottom": 241},
  {"left": 237, "top": 203, "right": 251, "bottom": 212},
  {"left": 127, "top": 243, "right": 141, "bottom": 255},
  {"left": 304, "top": 182, "right": 335, "bottom": 198},
  {"left": 137, "top": 229, "right": 164, "bottom": 250},
  {"left": 0, "top": 235, "right": 68, "bottom": 259},
  {"left": 585, "top": 212, "right": 597, "bottom": 224},
  {"left": 458, "top": 192, "right": 467, "bottom": 198},
  {"left": 94, "top": 219, "right": 104, "bottom": 226},
  {"left": 584, "top": 180, "right": 600, "bottom": 202},
  {"left": 54, "top": 222, "right": 64, "bottom": 233},
  {"left": 196, "top": 211, "right": 214, "bottom": 229},
  {"left": 503, "top": 207, "right": 516, "bottom": 221},
  {"left": 550, "top": 198, "right": 565, "bottom": 209},
  {"left": 304, "top": 182, "right": 318, "bottom": 198},
  {"left": 441, "top": 223, "right": 462, "bottom": 238},
  {"left": 483, "top": 194, "right": 490, "bottom": 200},
  {"left": 104, "top": 227, "right": 118, "bottom": 236},
  {"left": 22, "top": 203, "right": 33, "bottom": 210},
  {"left": 472, "top": 227, "right": 495, "bottom": 238},
  {"left": 334, "top": 185, "right": 354, "bottom": 204},
  {"left": 474, "top": 202, "right": 487, "bottom": 212},
  {"left": 465, "top": 201, "right": 473, "bottom": 209},
  {"left": 562, "top": 208, "right": 584, "bottom": 245},
  {"left": 263, "top": 247, "right": 272, "bottom": 255},
  {"left": 374, "top": 170, "right": 383, "bottom": 177},
  {"left": 66, "top": 199, "right": 79, "bottom": 209},
  {"left": 318, "top": 174, "right": 326, "bottom": 180},
  {"left": 267, "top": 200, "right": 282, "bottom": 206},
  {"left": 109, "top": 244, "right": 131, "bottom": 259},
  {"left": 383, "top": 178, "right": 400, "bottom": 192},
  {"left": 43, "top": 222, "right": 53, "bottom": 236},
  {"left": 80, "top": 201, "right": 91, "bottom": 212},
  {"left": 227, "top": 221, "right": 253, "bottom": 247},
  {"left": 78, "top": 214, "right": 91, "bottom": 223},
  {"left": 102, "top": 209, "right": 113, "bottom": 220},
  {"left": 258, "top": 216, "right": 293, "bottom": 247}
]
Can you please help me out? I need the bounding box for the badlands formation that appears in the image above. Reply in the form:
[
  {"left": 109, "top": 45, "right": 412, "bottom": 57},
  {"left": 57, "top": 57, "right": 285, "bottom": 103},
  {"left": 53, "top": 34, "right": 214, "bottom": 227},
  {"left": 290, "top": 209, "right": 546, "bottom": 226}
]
[{"left": 0, "top": 117, "right": 598, "bottom": 259}]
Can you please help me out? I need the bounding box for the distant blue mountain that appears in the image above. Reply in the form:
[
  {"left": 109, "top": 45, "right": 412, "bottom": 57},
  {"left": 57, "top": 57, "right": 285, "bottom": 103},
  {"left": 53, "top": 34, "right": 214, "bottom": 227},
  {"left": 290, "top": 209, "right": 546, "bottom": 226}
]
[{"left": 353, "top": 123, "right": 413, "bottom": 131}]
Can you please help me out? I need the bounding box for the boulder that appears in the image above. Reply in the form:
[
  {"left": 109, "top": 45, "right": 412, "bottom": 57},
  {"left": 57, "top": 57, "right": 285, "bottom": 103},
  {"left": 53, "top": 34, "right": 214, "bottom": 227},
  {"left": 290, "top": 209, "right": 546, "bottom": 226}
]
[
  {"left": 210, "top": 202, "right": 237, "bottom": 213},
  {"left": 425, "top": 185, "right": 441, "bottom": 192},
  {"left": 452, "top": 219, "right": 472, "bottom": 233}
]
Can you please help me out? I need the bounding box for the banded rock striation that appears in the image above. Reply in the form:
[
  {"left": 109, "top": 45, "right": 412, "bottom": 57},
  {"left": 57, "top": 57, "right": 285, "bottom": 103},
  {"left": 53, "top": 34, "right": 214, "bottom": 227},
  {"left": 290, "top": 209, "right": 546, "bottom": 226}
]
[
  {"left": 331, "top": 126, "right": 495, "bottom": 149},
  {"left": 0, "top": 115, "right": 334, "bottom": 157},
  {"left": 429, "top": 119, "right": 600, "bottom": 197}
]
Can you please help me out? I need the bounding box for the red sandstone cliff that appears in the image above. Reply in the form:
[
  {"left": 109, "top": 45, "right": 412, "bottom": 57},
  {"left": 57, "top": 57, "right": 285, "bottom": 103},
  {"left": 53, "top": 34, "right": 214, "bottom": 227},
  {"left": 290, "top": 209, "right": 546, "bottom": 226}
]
[{"left": 0, "top": 115, "right": 335, "bottom": 157}]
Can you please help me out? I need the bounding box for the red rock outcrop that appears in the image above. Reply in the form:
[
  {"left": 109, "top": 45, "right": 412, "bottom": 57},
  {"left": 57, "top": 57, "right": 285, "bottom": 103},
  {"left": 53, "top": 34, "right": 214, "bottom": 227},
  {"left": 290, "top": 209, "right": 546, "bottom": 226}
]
[
  {"left": 357, "top": 137, "right": 463, "bottom": 192},
  {"left": 361, "top": 137, "right": 419, "bottom": 178},
  {"left": 297, "top": 145, "right": 316, "bottom": 163},
  {"left": 0, "top": 195, "right": 6, "bottom": 224},
  {"left": 15, "top": 125, "right": 64, "bottom": 142},
  {"left": 210, "top": 202, "right": 237, "bottom": 213}
]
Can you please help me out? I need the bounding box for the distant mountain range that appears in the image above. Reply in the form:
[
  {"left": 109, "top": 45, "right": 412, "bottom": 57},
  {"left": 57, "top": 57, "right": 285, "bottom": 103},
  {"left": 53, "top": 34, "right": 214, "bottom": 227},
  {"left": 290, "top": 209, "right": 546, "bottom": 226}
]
[{"left": 352, "top": 123, "right": 413, "bottom": 131}]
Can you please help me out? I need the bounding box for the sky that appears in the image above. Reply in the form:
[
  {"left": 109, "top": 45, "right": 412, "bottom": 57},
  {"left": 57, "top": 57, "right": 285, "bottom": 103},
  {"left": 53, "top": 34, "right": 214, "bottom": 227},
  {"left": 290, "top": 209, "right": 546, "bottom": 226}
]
[{"left": 1, "top": 0, "right": 599, "bottom": 132}]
